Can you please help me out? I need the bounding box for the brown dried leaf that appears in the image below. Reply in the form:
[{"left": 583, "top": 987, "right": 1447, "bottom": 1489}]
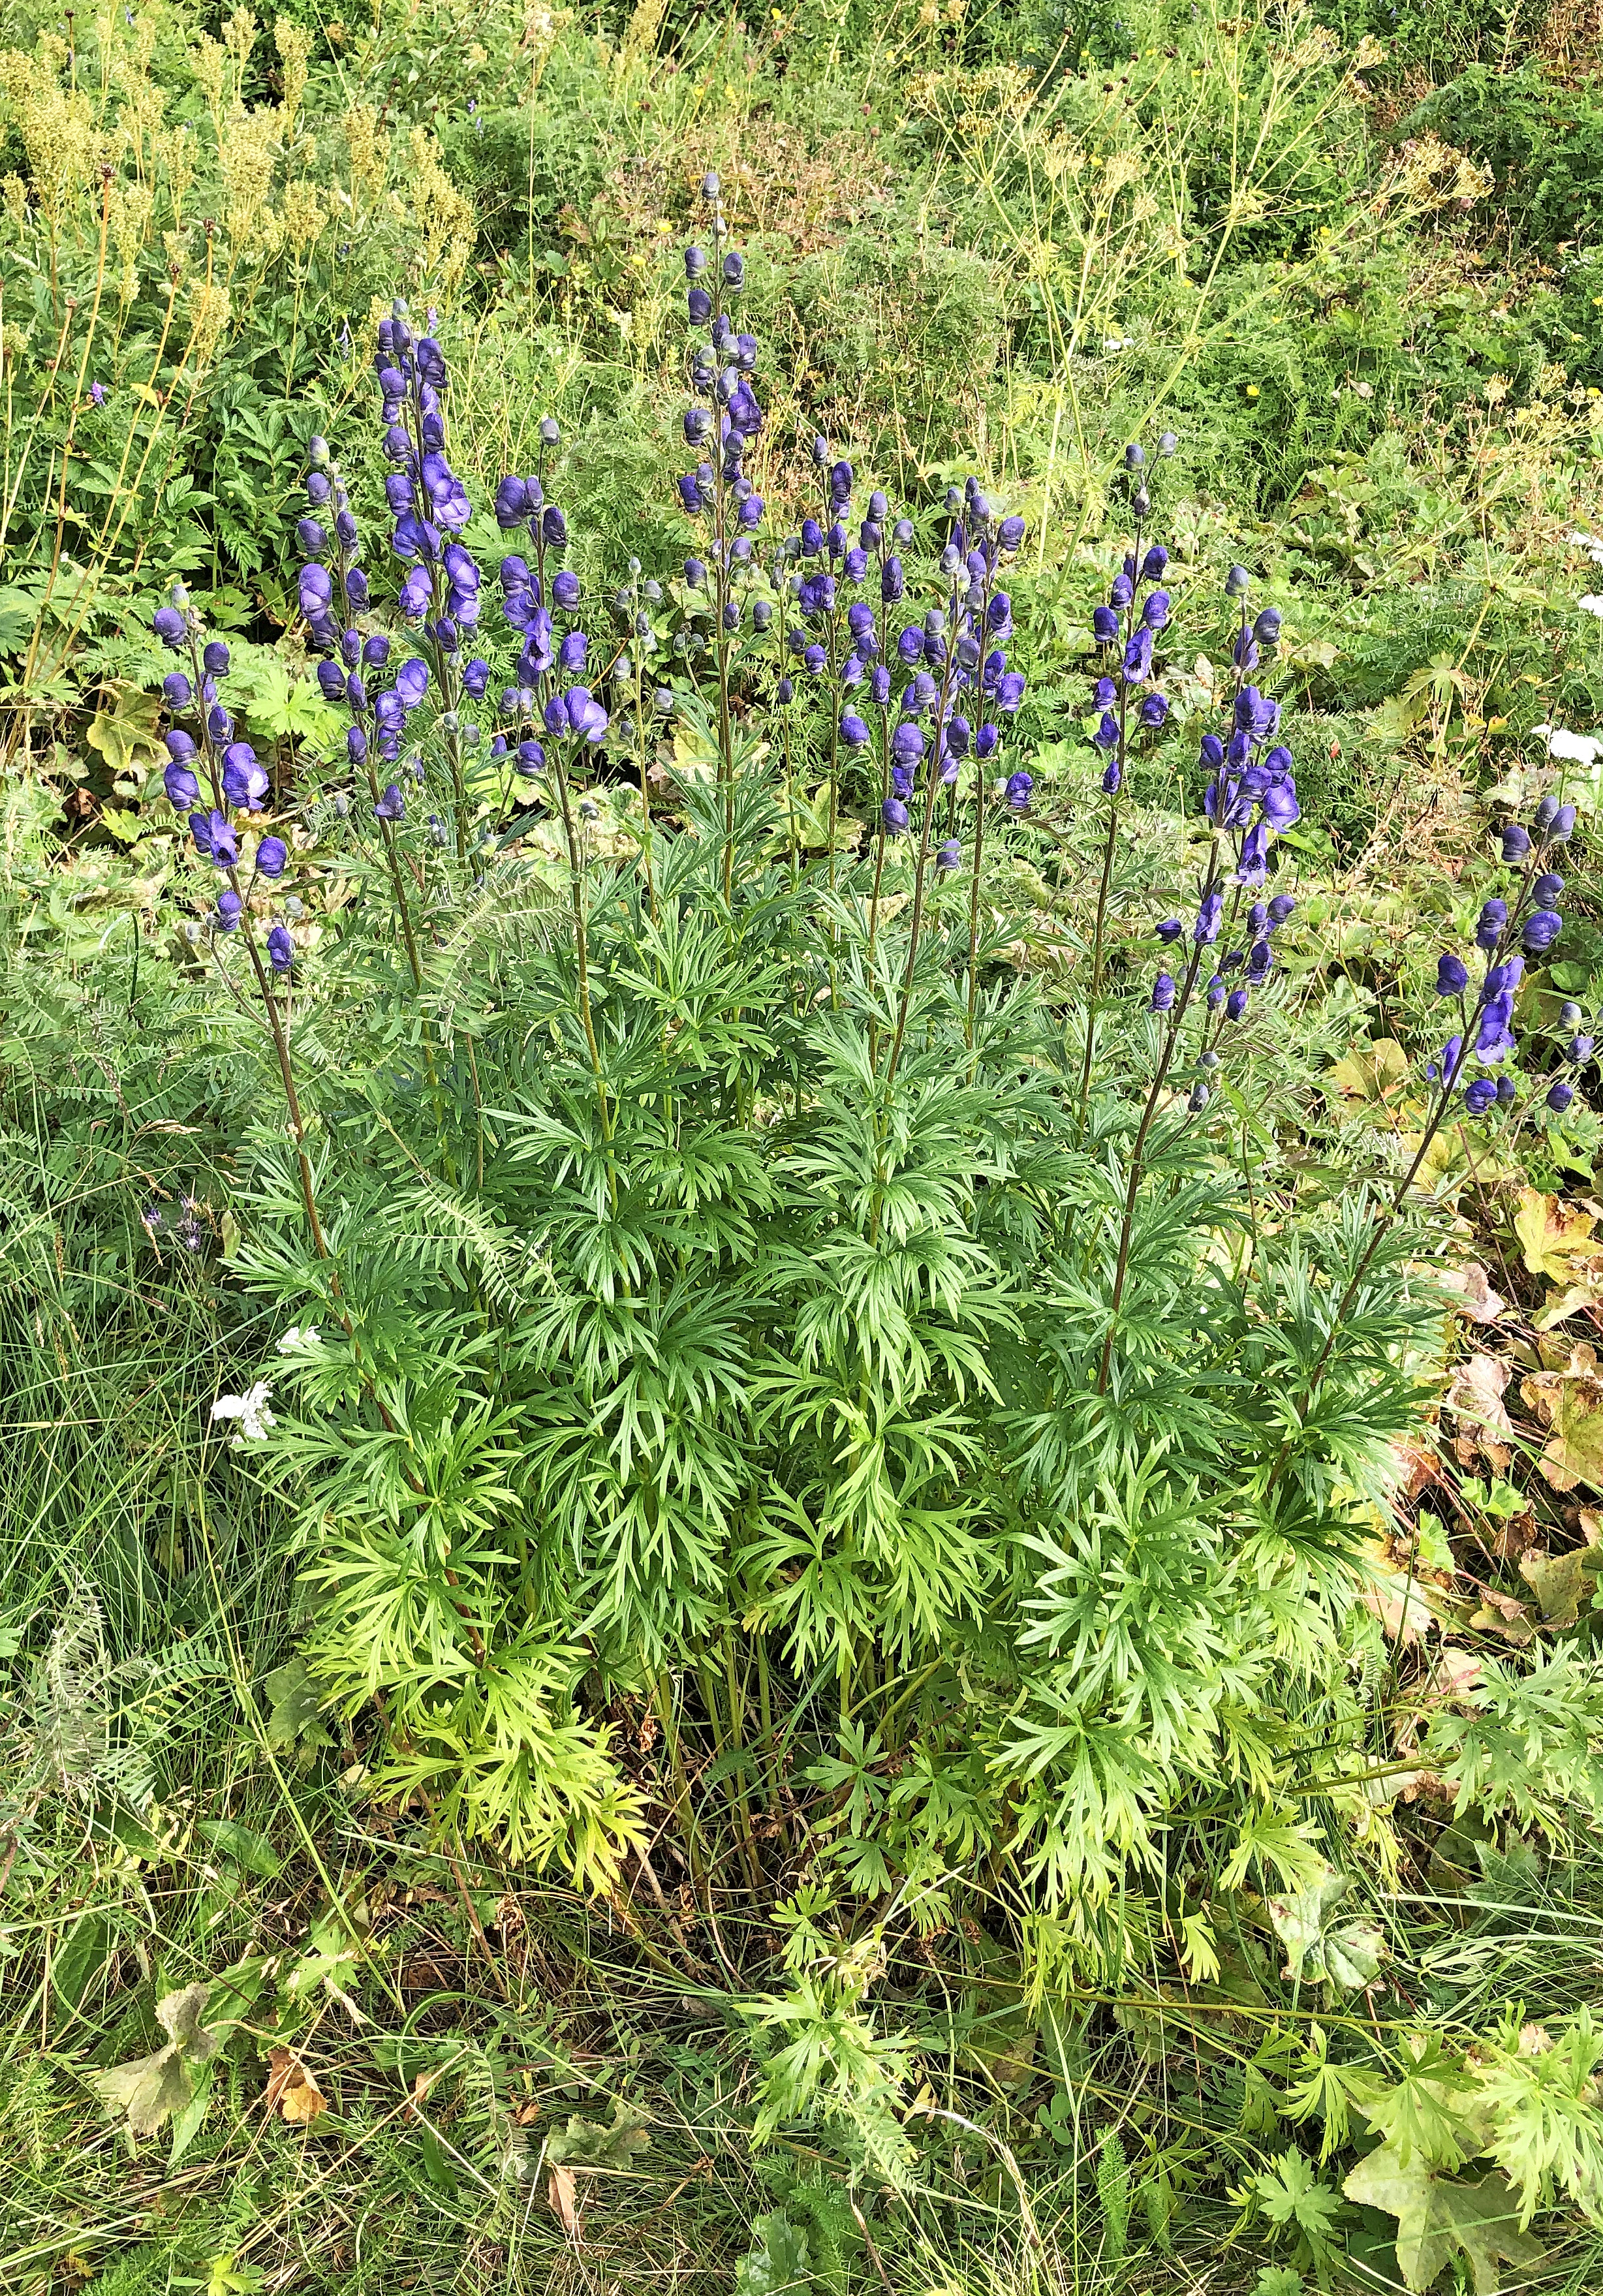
[
  {"left": 1468, "top": 1588, "right": 1535, "bottom": 1645},
  {"left": 548, "top": 2164, "right": 579, "bottom": 2238},
  {"left": 1446, "top": 1354, "right": 1514, "bottom": 1442},
  {"left": 1438, "top": 1260, "right": 1506, "bottom": 1324},
  {"left": 265, "top": 2047, "right": 327, "bottom": 2126}
]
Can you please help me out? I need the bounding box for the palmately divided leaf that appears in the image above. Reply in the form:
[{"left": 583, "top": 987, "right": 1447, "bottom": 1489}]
[
  {"left": 90, "top": 1983, "right": 225, "bottom": 2137},
  {"left": 1343, "top": 2146, "right": 1544, "bottom": 2293},
  {"left": 1268, "top": 1868, "right": 1386, "bottom": 1990}
]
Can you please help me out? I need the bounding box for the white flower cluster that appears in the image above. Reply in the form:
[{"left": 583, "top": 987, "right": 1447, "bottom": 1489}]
[{"left": 210, "top": 1381, "right": 275, "bottom": 1444}]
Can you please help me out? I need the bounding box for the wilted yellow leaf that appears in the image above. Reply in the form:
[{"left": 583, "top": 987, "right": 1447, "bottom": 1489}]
[
  {"left": 1513, "top": 1187, "right": 1598, "bottom": 1282},
  {"left": 1521, "top": 1345, "right": 1603, "bottom": 1493},
  {"left": 1328, "top": 1037, "right": 1410, "bottom": 1101}
]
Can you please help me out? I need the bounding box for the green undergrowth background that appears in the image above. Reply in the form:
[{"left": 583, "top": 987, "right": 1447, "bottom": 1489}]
[{"left": 3, "top": 0, "right": 1603, "bottom": 2291}]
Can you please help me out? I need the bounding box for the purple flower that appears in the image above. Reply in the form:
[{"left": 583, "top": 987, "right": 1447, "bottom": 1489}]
[
  {"left": 1150, "top": 972, "right": 1177, "bottom": 1012},
  {"left": 1436, "top": 953, "right": 1469, "bottom": 996},
  {"left": 1524, "top": 908, "right": 1563, "bottom": 952},
  {"left": 1464, "top": 1078, "right": 1498, "bottom": 1115},
  {"left": 1101, "top": 760, "right": 1121, "bottom": 795},
  {"left": 1005, "top": 771, "right": 1033, "bottom": 813},
  {"left": 298, "top": 565, "right": 333, "bottom": 618},
  {"left": 882, "top": 798, "right": 909, "bottom": 833},
  {"left": 202, "top": 641, "right": 230, "bottom": 677},
  {"left": 1093, "top": 606, "right": 1119, "bottom": 644},
  {"left": 995, "top": 670, "right": 1026, "bottom": 713},
  {"left": 1194, "top": 891, "right": 1223, "bottom": 944},
  {"left": 153, "top": 606, "right": 186, "bottom": 648},
  {"left": 1234, "top": 687, "right": 1277, "bottom": 743},
  {"left": 1236, "top": 824, "right": 1269, "bottom": 887},
  {"left": 1139, "top": 692, "right": 1168, "bottom": 729},
  {"left": 1267, "top": 894, "right": 1295, "bottom": 927},
  {"left": 516, "top": 739, "right": 546, "bottom": 776},
  {"left": 1141, "top": 590, "right": 1170, "bottom": 630},
  {"left": 396, "top": 659, "right": 430, "bottom": 709},
  {"left": 840, "top": 713, "right": 870, "bottom": 747},
  {"left": 892, "top": 722, "right": 926, "bottom": 768},
  {"left": 267, "top": 924, "right": 294, "bottom": 972},
  {"left": 1476, "top": 898, "right": 1507, "bottom": 951},
  {"left": 255, "top": 835, "right": 288, "bottom": 880},
  {"left": 1093, "top": 711, "right": 1119, "bottom": 751},
  {"left": 1569, "top": 1035, "right": 1596, "bottom": 1064},
  {"left": 1431, "top": 1034, "right": 1465, "bottom": 1085},
  {"left": 1501, "top": 823, "right": 1532, "bottom": 863},
  {"left": 1260, "top": 773, "right": 1300, "bottom": 831},
  {"left": 563, "top": 686, "right": 609, "bottom": 742},
  {"left": 163, "top": 672, "right": 192, "bottom": 708},
  {"left": 1534, "top": 871, "right": 1564, "bottom": 904},
  {"left": 221, "top": 743, "right": 268, "bottom": 811},
  {"left": 191, "top": 809, "right": 238, "bottom": 867},
  {"left": 936, "top": 839, "right": 961, "bottom": 872},
  {"left": 1549, "top": 1081, "right": 1575, "bottom": 1112},
  {"left": 215, "top": 890, "right": 243, "bottom": 931},
  {"left": 495, "top": 475, "right": 529, "bottom": 529},
  {"left": 164, "top": 760, "right": 200, "bottom": 809},
  {"left": 1225, "top": 987, "right": 1248, "bottom": 1021},
  {"left": 1206, "top": 974, "right": 1226, "bottom": 1008},
  {"left": 374, "top": 784, "right": 405, "bottom": 821}
]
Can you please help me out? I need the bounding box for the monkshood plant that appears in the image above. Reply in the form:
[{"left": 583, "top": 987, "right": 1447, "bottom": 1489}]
[{"left": 146, "top": 183, "right": 1603, "bottom": 2188}]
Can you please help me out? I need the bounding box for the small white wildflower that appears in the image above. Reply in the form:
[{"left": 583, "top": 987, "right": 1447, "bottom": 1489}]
[
  {"left": 276, "top": 1326, "right": 323, "bottom": 1354},
  {"left": 210, "top": 1380, "right": 275, "bottom": 1444},
  {"left": 1533, "top": 723, "right": 1603, "bottom": 766},
  {"left": 1565, "top": 529, "right": 1603, "bottom": 566},
  {"left": 1580, "top": 595, "right": 1603, "bottom": 619}
]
